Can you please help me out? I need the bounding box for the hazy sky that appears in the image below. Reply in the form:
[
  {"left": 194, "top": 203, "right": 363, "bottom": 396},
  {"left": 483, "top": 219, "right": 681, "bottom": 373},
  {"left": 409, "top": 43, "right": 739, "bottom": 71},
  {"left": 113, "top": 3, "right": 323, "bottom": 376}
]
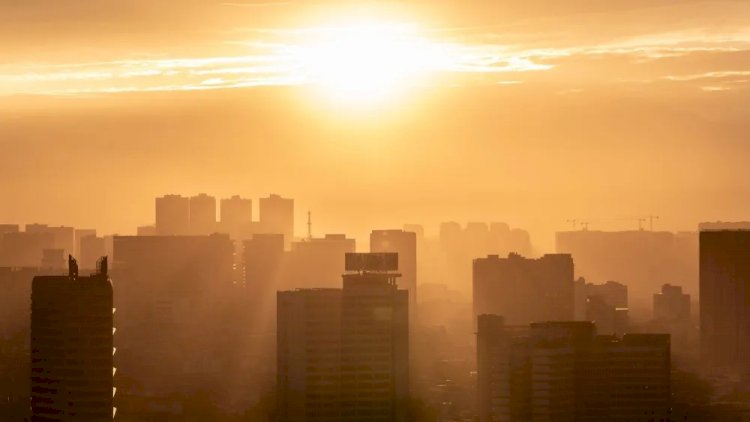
[{"left": 2, "top": 0, "right": 749, "bottom": 249}]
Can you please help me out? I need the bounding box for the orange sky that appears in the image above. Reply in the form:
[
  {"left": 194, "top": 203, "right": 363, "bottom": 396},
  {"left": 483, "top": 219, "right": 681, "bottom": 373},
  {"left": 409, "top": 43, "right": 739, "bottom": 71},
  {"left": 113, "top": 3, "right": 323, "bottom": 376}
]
[{"left": 1, "top": 1, "right": 749, "bottom": 249}]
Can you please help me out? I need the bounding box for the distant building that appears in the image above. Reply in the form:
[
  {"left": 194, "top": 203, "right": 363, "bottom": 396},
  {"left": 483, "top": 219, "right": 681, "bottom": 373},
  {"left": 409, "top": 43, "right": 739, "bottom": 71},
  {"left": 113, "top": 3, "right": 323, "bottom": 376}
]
[
  {"left": 477, "top": 318, "right": 670, "bottom": 422},
  {"left": 74, "top": 229, "right": 96, "bottom": 257},
  {"left": 220, "top": 195, "right": 253, "bottom": 237},
  {"left": 31, "top": 256, "right": 114, "bottom": 420},
  {"left": 473, "top": 253, "right": 574, "bottom": 325},
  {"left": 370, "top": 229, "right": 417, "bottom": 318},
  {"left": 277, "top": 253, "right": 409, "bottom": 422},
  {"left": 556, "top": 230, "right": 698, "bottom": 308},
  {"left": 155, "top": 194, "right": 190, "bottom": 235},
  {"left": 136, "top": 225, "right": 156, "bottom": 236},
  {"left": 259, "top": 194, "right": 294, "bottom": 248},
  {"left": 699, "top": 229, "right": 750, "bottom": 371},
  {"left": 286, "top": 234, "right": 356, "bottom": 290},
  {"left": 244, "top": 234, "right": 285, "bottom": 301},
  {"left": 189, "top": 193, "right": 216, "bottom": 235},
  {"left": 0, "top": 231, "right": 54, "bottom": 267},
  {"left": 584, "top": 281, "right": 629, "bottom": 335},
  {"left": 653, "top": 284, "right": 691, "bottom": 349},
  {"left": 80, "top": 236, "right": 107, "bottom": 270},
  {"left": 40, "top": 249, "right": 65, "bottom": 270},
  {"left": 0, "top": 224, "right": 19, "bottom": 235}
]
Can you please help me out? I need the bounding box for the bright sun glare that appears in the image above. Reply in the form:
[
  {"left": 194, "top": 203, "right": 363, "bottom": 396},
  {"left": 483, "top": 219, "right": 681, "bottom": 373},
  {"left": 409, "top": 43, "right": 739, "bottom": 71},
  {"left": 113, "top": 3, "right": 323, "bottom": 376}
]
[{"left": 294, "top": 22, "right": 441, "bottom": 104}]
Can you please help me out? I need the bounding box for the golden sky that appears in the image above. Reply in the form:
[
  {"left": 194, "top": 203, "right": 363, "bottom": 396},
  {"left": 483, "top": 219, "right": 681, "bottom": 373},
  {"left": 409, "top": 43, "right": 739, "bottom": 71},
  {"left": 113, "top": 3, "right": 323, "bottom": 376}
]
[{"left": 1, "top": 1, "right": 749, "bottom": 248}]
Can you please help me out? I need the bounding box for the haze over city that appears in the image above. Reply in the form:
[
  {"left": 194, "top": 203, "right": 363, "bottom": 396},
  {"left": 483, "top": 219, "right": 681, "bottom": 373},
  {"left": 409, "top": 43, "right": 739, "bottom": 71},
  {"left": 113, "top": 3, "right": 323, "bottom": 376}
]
[{"left": 3, "top": 1, "right": 750, "bottom": 421}]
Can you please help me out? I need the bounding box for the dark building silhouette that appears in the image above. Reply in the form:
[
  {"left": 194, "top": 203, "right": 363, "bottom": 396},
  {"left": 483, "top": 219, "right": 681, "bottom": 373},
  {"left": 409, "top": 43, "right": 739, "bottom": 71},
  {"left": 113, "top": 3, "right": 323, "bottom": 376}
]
[
  {"left": 136, "top": 225, "right": 156, "bottom": 236},
  {"left": 155, "top": 194, "right": 190, "bottom": 235},
  {"left": 699, "top": 229, "right": 750, "bottom": 371},
  {"left": 277, "top": 253, "right": 409, "bottom": 421},
  {"left": 220, "top": 195, "right": 253, "bottom": 237},
  {"left": 189, "top": 193, "right": 217, "bottom": 235},
  {"left": 259, "top": 194, "right": 294, "bottom": 248},
  {"left": 370, "top": 229, "right": 417, "bottom": 321},
  {"left": 31, "top": 256, "right": 114, "bottom": 421},
  {"left": 74, "top": 229, "right": 96, "bottom": 258},
  {"left": 473, "top": 253, "right": 574, "bottom": 325},
  {"left": 40, "top": 249, "right": 65, "bottom": 270},
  {"left": 477, "top": 317, "right": 670, "bottom": 422},
  {"left": 0, "top": 231, "right": 54, "bottom": 267},
  {"left": 0, "top": 224, "right": 20, "bottom": 235}
]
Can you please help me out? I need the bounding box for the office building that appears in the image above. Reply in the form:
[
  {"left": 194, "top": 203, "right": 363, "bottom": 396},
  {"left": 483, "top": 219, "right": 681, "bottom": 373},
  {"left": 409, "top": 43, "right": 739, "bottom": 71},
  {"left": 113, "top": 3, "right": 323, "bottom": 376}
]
[
  {"left": 370, "top": 229, "right": 417, "bottom": 320},
  {"left": 31, "top": 256, "right": 114, "bottom": 420},
  {"left": 0, "top": 231, "right": 54, "bottom": 267},
  {"left": 80, "top": 236, "right": 107, "bottom": 271},
  {"left": 699, "top": 229, "right": 750, "bottom": 371},
  {"left": 259, "top": 194, "right": 294, "bottom": 248},
  {"left": 477, "top": 319, "right": 670, "bottom": 421},
  {"left": 277, "top": 253, "right": 409, "bottom": 422},
  {"left": 473, "top": 253, "right": 574, "bottom": 326},
  {"left": 584, "top": 281, "right": 628, "bottom": 335},
  {"left": 653, "top": 284, "right": 691, "bottom": 348},
  {"left": 189, "top": 193, "right": 217, "bottom": 235},
  {"left": 155, "top": 194, "right": 190, "bottom": 235}
]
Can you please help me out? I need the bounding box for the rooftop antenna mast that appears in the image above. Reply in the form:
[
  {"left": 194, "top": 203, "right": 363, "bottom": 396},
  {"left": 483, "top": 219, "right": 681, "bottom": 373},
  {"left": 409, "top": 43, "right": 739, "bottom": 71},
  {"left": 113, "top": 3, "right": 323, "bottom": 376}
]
[{"left": 307, "top": 210, "right": 312, "bottom": 240}]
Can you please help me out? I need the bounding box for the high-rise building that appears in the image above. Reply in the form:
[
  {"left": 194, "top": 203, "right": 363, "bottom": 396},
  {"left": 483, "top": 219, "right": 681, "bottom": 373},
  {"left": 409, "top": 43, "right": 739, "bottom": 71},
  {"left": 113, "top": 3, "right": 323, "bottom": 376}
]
[
  {"left": 699, "top": 229, "right": 750, "bottom": 371},
  {"left": 584, "top": 280, "right": 629, "bottom": 335},
  {"left": 244, "top": 234, "right": 285, "bottom": 304},
  {"left": 74, "top": 229, "right": 96, "bottom": 257},
  {"left": 155, "top": 194, "right": 190, "bottom": 235},
  {"left": 40, "top": 248, "right": 65, "bottom": 270},
  {"left": 653, "top": 284, "right": 691, "bottom": 349},
  {"left": 370, "top": 230, "right": 417, "bottom": 320},
  {"left": 189, "top": 193, "right": 217, "bottom": 235},
  {"left": 0, "top": 231, "right": 54, "bottom": 267},
  {"left": 477, "top": 318, "right": 670, "bottom": 422},
  {"left": 0, "top": 224, "right": 19, "bottom": 235},
  {"left": 473, "top": 253, "right": 574, "bottom": 326},
  {"left": 259, "top": 194, "right": 294, "bottom": 248},
  {"left": 277, "top": 253, "right": 409, "bottom": 422},
  {"left": 220, "top": 195, "right": 253, "bottom": 237},
  {"left": 31, "top": 256, "right": 114, "bottom": 420}
]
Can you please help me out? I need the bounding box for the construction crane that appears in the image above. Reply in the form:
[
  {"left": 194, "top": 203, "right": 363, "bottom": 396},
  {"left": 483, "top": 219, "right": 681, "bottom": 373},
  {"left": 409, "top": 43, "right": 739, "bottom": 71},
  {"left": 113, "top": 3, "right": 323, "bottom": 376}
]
[{"left": 646, "top": 215, "right": 659, "bottom": 231}]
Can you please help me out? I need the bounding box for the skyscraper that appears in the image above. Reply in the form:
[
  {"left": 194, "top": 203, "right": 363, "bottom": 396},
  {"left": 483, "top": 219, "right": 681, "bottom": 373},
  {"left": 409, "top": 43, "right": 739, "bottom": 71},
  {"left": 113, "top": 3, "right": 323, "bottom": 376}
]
[
  {"left": 473, "top": 253, "right": 574, "bottom": 326},
  {"left": 653, "top": 284, "right": 691, "bottom": 349},
  {"left": 31, "top": 256, "right": 114, "bottom": 420},
  {"left": 699, "top": 229, "right": 750, "bottom": 371},
  {"left": 277, "top": 252, "right": 409, "bottom": 422},
  {"left": 259, "top": 194, "right": 294, "bottom": 248},
  {"left": 189, "top": 193, "right": 217, "bottom": 235},
  {"left": 155, "top": 194, "right": 190, "bottom": 235},
  {"left": 287, "top": 234, "right": 356, "bottom": 289},
  {"left": 370, "top": 229, "right": 417, "bottom": 320}
]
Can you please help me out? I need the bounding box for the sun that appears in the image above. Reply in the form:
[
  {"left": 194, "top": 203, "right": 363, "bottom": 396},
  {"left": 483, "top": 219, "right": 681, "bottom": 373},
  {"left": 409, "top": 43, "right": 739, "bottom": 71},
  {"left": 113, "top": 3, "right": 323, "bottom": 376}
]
[{"left": 293, "top": 22, "right": 438, "bottom": 104}]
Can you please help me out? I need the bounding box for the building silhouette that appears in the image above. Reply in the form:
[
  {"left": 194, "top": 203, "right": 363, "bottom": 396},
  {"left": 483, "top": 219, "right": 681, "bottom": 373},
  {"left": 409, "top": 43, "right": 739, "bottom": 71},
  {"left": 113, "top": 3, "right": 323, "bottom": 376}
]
[
  {"left": 370, "top": 229, "right": 417, "bottom": 321},
  {"left": 189, "top": 193, "right": 217, "bottom": 235},
  {"left": 155, "top": 194, "right": 190, "bottom": 235},
  {"left": 259, "top": 194, "right": 294, "bottom": 248},
  {"left": 653, "top": 284, "right": 691, "bottom": 350},
  {"left": 477, "top": 317, "right": 670, "bottom": 422},
  {"left": 220, "top": 195, "right": 253, "bottom": 237},
  {"left": 473, "top": 253, "right": 574, "bottom": 326},
  {"left": 582, "top": 280, "right": 629, "bottom": 335},
  {"left": 277, "top": 252, "right": 409, "bottom": 421},
  {"left": 286, "top": 234, "right": 356, "bottom": 290},
  {"left": 80, "top": 236, "right": 107, "bottom": 271},
  {"left": 31, "top": 256, "right": 114, "bottom": 421},
  {"left": 699, "top": 229, "right": 750, "bottom": 371}
]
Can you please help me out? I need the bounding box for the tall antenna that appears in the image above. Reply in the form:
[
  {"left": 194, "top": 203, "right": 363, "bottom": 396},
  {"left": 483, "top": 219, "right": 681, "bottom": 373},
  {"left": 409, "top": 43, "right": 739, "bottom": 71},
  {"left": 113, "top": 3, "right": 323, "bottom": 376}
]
[{"left": 307, "top": 210, "right": 312, "bottom": 240}]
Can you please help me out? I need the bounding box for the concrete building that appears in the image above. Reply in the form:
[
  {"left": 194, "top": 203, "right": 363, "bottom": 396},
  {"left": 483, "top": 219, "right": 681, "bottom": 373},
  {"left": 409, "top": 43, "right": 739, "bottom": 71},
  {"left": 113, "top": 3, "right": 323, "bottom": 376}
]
[
  {"left": 473, "top": 253, "right": 574, "bottom": 326},
  {"left": 699, "top": 229, "right": 750, "bottom": 371},
  {"left": 584, "top": 281, "right": 629, "bottom": 335},
  {"left": 277, "top": 252, "right": 409, "bottom": 422},
  {"left": 259, "top": 194, "right": 294, "bottom": 248},
  {"left": 80, "top": 236, "right": 107, "bottom": 271},
  {"left": 31, "top": 256, "right": 114, "bottom": 420},
  {"left": 370, "top": 229, "right": 417, "bottom": 321},
  {"left": 0, "top": 231, "right": 54, "bottom": 267},
  {"left": 155, "top": 194, "right": 190, "bottom": 236},
  {"left": 189, "top": 193, "right": 216, "bottom": 235},
  {"left": 477, "top": 319, "right": 670, "bottom": 422}
]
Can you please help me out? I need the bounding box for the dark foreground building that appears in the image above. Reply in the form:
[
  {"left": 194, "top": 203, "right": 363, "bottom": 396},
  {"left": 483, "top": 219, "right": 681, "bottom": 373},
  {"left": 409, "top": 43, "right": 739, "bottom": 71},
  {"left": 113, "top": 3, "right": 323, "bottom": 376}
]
[
  {"left": 277, "top": 252, "right": 409, "bottom": 422},
  {"left": 477, "top": 317, "right": 670, "bottom": 422},
  {"left": 31, "top": 256, "right": 114, "bottom": 421}
]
